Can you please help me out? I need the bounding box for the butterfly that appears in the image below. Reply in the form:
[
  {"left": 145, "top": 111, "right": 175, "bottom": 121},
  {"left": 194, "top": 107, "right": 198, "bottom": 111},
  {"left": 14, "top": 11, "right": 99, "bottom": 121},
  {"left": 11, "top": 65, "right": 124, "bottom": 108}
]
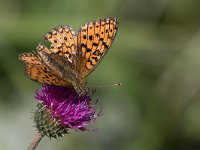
[{"left": 18, "top": 17, "right": 119, "bottom": 95}]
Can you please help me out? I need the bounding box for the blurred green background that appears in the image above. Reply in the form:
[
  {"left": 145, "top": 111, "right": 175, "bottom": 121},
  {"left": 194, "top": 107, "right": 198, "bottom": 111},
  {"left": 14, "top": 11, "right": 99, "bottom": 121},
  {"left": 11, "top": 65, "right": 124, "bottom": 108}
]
[{"left": 1, "top": 0, "right": 200, "bottom": 149}]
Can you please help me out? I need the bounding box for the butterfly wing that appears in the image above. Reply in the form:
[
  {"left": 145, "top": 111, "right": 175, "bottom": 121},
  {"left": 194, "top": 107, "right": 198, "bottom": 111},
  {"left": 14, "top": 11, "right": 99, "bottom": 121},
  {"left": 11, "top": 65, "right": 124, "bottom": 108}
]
[
  {"left": 36, "top": 44, "right": 80, "bottom": 86},
  {"left": 18, "top": 53, "right": 71, "bottom": 86},
  {"left": 44, "top": 25, "right": 77, "bottom": 66},
  {"left": 40, "top": 26, "right": 80, "bottom": 86},
  {"left": 19, "top": 25, "right": 79, "bottom": 88},
  {"left": 77, "top": 17, "right": 118, "bottom": 79}
]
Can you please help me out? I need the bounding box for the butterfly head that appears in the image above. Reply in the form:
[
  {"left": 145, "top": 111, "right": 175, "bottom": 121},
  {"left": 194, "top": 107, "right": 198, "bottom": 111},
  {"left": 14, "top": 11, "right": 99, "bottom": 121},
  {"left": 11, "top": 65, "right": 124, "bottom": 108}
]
[{"left": 74, "top": 84, "right": 89, "bottom": 96}]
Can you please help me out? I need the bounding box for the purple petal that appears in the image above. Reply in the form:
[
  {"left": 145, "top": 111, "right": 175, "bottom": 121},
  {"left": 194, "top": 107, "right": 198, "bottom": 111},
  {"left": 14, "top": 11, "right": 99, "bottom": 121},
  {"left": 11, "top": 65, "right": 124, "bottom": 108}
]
[{"left": 35, "top": 84, "right": 100, "bottom": 131}]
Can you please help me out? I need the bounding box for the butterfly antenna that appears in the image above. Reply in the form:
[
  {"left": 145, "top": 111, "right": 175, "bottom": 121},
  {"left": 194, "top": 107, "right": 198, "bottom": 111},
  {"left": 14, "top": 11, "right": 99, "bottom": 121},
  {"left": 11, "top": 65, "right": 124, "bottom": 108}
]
[{"left": 90, "top": 83, "right": 122, "bottom": 88}]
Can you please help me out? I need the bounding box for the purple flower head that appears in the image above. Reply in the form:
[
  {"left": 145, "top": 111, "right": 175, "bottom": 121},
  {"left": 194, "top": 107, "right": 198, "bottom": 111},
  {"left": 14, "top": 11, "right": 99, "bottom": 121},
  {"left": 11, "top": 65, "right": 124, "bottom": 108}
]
[{"left": 35, "top": 84, "right": 101, "bottom": 133}]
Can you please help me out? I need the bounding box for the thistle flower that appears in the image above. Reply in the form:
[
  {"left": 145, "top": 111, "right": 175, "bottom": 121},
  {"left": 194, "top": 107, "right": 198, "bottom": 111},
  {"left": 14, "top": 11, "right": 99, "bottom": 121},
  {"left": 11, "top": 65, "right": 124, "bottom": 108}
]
[{"left": 34, "top": 84, "right": 101, "bottom": 139}]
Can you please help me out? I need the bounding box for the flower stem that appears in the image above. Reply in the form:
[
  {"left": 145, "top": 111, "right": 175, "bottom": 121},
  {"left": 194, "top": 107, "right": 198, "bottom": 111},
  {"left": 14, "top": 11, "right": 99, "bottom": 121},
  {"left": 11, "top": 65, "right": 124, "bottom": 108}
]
[{"left": 28, "top": 132, "right": 43, "bottom": 150}]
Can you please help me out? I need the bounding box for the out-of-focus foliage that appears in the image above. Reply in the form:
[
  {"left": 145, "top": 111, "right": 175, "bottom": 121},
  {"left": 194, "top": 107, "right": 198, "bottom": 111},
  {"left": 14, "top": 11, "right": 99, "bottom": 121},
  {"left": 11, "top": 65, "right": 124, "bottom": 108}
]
[{"left": 1, "top": 0, "right": 200, "bottom": 149}]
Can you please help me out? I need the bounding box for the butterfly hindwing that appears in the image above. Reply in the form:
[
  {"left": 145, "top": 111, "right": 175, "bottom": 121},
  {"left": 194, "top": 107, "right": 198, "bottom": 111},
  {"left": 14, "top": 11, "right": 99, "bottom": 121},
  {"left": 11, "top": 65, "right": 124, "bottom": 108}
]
[
  {"left": 18, "top": 53, "right": 70, "bottom": 86},
  {"left": 77, "top": 17, "right": 118, "bottom": 79}
]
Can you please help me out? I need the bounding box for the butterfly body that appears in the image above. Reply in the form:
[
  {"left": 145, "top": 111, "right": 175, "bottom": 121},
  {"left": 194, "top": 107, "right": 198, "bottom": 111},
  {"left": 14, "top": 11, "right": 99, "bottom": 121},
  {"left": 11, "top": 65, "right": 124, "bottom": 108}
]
[{"left": 19, "top": 17, "right": 118, "bottom": 95}]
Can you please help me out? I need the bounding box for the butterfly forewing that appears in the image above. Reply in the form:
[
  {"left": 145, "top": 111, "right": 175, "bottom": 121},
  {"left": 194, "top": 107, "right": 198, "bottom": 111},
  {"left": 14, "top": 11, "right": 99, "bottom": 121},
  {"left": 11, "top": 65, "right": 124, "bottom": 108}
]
[
  {"left": 45, "top": 26, "right": 77, "bottom": 62},
  {"left": 77, "top": 17, "right": 118, "bottom": 79}
]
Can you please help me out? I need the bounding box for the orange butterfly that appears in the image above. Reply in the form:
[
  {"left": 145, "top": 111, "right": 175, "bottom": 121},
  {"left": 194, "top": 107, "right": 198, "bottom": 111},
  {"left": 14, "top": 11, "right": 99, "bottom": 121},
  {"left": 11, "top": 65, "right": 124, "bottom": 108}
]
[{"left": 19, "top": 17, "right": 119, "bottom": 94}]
